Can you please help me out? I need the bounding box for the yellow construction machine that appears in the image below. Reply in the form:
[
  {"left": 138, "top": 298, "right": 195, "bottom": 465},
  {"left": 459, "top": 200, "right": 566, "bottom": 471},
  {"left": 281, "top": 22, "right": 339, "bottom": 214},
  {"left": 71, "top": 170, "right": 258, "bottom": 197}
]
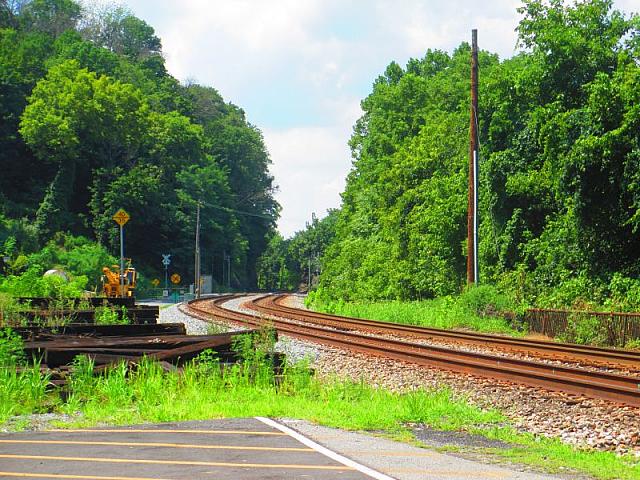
[{"left": 101, "top": 264, "right": 137, "bottom": 298}]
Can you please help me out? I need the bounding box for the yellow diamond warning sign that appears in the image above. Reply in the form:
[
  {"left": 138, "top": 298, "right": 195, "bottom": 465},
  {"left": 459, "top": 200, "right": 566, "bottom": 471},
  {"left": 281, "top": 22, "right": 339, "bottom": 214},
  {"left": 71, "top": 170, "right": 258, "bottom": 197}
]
[{"left": 112, "top": 209, "right": 130, "bottom": 226}]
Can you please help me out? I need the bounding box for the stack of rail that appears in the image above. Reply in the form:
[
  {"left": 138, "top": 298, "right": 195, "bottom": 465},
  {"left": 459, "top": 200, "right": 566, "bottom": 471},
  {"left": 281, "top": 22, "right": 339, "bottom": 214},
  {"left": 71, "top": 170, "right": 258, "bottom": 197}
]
[
  {"left": 5, "top": 297, "right": 159, "bottom": 325},
  {"left": 12, "top": 323, "right": 267, "bottom": 387}
]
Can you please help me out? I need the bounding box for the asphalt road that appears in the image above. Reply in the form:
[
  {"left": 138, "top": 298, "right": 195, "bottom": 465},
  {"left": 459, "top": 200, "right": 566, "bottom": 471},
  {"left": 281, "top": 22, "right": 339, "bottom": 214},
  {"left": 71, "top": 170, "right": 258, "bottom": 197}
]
[
  {"left": 0, "top": 418, "right": 563, "bottom": 480},
  {"left": 0, "top": 418, "right": 375, "bottom": 480}
]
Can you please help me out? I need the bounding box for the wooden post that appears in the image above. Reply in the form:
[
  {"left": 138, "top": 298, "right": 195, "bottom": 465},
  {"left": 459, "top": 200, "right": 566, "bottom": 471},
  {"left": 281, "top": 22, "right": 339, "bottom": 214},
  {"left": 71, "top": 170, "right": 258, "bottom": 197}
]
[{"left": 467, "top": 29, "right": 479, "bottom": 285}]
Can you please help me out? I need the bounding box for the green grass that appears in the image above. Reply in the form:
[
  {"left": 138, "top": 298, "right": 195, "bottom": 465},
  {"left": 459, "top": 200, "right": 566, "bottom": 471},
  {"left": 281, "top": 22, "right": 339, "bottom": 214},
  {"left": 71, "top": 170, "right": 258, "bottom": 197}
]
[
  {"left": 56, "top": 356, "right": 501, "bottom": 431},
  {"left": 312, "top": 296, "right": 519, "bottom": 335},
  {"left": 0, "top": 328, "right": 52, "bottom": 420},
  {"left": 471, "top": 426, "right": 640, "bottom": 479},
  {"left": 94, "top": 305, "right": 129, "bottom": 325},
  {"left": 0, "top": 362, "right": 51, "bottom": 419}
]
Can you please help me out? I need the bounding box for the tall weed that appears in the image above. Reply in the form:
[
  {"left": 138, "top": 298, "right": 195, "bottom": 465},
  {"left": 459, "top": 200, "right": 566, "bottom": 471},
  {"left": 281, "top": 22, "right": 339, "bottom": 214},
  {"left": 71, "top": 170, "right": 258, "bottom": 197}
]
[
  {"left": 0, "top": 356, "right": 51, "bottom": 422},
  {"left": 94, "top": 305, "right": 129, "bottom": 325},
  {"left": 0, "top": 328, "right": 25, "bottom": 366},
  {"left": 311, "top": 295, "right": 518, "bottom": 335},
  {"left": 0, "top": 294, "right": 25, "bottom": 327}
]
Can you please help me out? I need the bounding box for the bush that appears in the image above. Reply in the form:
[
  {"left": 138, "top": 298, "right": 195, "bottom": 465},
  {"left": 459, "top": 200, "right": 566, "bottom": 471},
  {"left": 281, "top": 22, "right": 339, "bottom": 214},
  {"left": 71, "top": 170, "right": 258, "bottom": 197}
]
[
  {"left": 28, "top": 234, "right": 117, "bottom": 292},
  {"left": 0, "top": 328, "right": 25, "bottom": 367},
  {"left": 459, "top": 284, "right": 514, "bottom": 316},
  {"left": 606, "top": 274, "right": 640, "bottom": 311},
  {"left": 556, "top": 313, "right": 608, "bottom": 346},
  {"left": 0, "top": 265, "right": 87, "bottom": 297}
]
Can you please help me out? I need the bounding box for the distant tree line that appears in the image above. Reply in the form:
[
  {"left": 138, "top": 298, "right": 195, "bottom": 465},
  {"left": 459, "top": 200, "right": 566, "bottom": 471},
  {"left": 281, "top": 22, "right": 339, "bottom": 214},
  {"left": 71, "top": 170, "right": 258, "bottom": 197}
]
[
  {"left": 293, "top": 0, "right": 640, "bottom": 309},
  {"left": 256, "top": 210, "right": 338, "bottom": 291},
  {"left": 0, "top": 0, "right": 279, "bottom": 290}
]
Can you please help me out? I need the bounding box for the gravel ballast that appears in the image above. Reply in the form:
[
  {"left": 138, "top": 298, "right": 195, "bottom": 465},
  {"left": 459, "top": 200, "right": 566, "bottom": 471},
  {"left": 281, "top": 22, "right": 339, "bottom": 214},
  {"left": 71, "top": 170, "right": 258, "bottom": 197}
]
[{"left": 210, "top": 294, "right": 640, "bottom": 457}]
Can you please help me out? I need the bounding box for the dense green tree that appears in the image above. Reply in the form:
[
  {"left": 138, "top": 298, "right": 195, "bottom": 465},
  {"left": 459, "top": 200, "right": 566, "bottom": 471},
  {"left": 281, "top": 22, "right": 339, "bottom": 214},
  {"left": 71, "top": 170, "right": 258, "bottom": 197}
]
[
  {"left": 318, "top": 46, "right": 497, "bottom": 301},
  {"left": 183, "top": 84, "right": 278, "bottom": 288},
  {"left": 0, "top": 0, "right": 279, "bottom": 290},
  {"left": 79, "top": 3, "right": 161, "bottom": 60},
  {"left": 257, "top": 210, "right": 338, "bottom": 291},
  {"left": 256, "top": 233, "right": 297, "bottom": 291},
  {"left": 317, "top": 0, "right": 640, "bottom": 307},
  {"left": 19, "top": 0, "right": 80, "bottom": 36},
  {"left": 19, "top": 60, "right": 150, "bottom": 236}
]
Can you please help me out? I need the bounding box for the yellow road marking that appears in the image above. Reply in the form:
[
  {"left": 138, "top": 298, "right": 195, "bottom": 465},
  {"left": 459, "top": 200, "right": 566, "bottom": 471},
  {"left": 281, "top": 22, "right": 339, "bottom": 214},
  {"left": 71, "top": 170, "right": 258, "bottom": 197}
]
[
  {"left": 46, "top": 429, "right": 284, "bottom": 436},
  {"left": 0, "top": 454, "right": 353, "bottom": 471},
  {"left": 0, "top": 439, "right": 313, "bottom": 452},
  {"left": 0, "top": 473, "right": 171, "bottom": 480}
]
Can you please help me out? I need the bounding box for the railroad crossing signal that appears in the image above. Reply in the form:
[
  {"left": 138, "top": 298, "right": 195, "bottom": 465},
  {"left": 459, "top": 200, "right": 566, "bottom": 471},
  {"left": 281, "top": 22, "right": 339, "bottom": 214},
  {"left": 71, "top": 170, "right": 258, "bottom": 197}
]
[
  {"left": 171, "top": 273, "right": 181, "bottom": 284},
  {"left": 162, "top": 254, "right": 171, "bottom": 266},
  {"left": 112, "top": 209, "right": 130, "bottom": 226}
]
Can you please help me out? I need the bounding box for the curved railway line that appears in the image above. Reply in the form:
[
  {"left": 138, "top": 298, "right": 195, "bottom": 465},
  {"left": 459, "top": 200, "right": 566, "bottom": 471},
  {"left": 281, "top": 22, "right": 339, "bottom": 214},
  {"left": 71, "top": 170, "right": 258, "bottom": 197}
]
[
  {"left": 183, "top": 294, "right": 640, "bottom": 408},
  {"left": 254, "top": 294, "right": 640, "bottom": 370}
]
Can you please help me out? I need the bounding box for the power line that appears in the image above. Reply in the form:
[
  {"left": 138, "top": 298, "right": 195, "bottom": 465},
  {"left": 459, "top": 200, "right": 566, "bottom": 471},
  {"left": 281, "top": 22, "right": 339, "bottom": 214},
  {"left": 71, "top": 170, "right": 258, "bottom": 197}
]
[{"left": 199, "top": 201, "right": 275, "bottom": 220}]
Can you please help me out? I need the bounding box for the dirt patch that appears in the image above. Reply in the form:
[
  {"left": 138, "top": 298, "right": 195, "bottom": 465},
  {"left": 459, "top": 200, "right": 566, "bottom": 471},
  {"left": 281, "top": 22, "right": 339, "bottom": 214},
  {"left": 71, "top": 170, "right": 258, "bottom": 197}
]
[{"left": 411, "top": 424, "right": 513, "bottom": 449}]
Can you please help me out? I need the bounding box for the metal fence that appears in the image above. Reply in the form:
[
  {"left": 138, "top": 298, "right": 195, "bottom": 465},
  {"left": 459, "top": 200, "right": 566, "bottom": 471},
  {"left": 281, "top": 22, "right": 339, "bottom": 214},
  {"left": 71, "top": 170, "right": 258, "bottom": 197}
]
[{"left": 525, "top": 308, "right": 640, "bottom": 346}]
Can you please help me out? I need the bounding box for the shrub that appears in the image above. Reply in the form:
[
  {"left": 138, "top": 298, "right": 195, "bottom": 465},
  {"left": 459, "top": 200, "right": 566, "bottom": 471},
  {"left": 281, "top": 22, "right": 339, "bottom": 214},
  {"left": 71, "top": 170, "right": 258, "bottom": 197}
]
[
  {"left": 556, "top": 313, "right": 608, "bottom": 346},
  {"left": 606, "top": 274, "right": 640, "bottom": 311},
  {"left": 459, "top": 284, "right": 514, "bottom": 316},
  {"left": 0, "top": 328, "right": 25, "bottom": 367},
  {"left": 0, "top": 265, "right": 87, "bottom": 297},
  {"left": 0, "top": 294, "right": 25, "bottom": 327}
]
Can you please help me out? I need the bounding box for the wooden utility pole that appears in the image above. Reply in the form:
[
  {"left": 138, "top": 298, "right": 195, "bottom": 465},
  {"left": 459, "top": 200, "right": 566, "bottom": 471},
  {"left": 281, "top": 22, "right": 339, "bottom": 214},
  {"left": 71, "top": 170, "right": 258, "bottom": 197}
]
[
  {"left": 467, "top": 29, "right": 479, "bottom": 285},
  {"left": 194, "top": 202, "right": 201, "bottom": 298}
]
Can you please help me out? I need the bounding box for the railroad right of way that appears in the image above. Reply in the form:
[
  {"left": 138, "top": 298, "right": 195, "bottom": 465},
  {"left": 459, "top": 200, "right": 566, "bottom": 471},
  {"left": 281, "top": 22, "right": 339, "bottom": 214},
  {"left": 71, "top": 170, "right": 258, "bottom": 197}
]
[{"left": 179, "top": 294, "right": 640, "bottom": 455}]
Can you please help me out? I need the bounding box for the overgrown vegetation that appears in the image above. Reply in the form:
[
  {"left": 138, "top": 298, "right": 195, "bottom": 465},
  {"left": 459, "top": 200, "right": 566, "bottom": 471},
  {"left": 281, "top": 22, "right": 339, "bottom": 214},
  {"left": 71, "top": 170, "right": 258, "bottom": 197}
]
[
  {"left": 257, "top": 210, "right": 338, "bottom": 291},
  {"left": 280, "top": 0, "right": 640, "bottom": 313},
  {"left": 0, "top": 0, "right": 278, "bottom": 290},
  {"left": 309, "top": 284, "right": 520, "bottom": 335},
  {"left": 94, "top": 305, "right": 129, "bottom": 325},
  {"left": 0, "top": 294, "right": 24, "bottom": 326},
  {"left": 0, "top": 327, "right": 51, "bottom": 419},
  {"left": 0, "top": 329, "right": 636, "bottom": 479},
  {"left": 0, "top": 328, "right": 26, "bottom": 366}
]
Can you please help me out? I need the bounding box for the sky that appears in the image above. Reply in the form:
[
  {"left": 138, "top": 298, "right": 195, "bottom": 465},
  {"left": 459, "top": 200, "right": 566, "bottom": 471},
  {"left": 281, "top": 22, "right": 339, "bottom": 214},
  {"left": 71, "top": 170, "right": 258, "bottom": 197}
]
[{"left": 124, "top": 0, "right": 638, "bottom": 237}]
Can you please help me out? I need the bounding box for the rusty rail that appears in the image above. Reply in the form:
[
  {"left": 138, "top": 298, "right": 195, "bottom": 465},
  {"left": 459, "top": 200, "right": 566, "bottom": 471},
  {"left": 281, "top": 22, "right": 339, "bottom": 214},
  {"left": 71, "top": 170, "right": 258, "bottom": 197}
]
[
  {"left": 251, "top": 294, "right": 640, "bottom": 369},
  {"left": 186, "top": 295, "right": 640, "bottom": 408},
  {"left": 11, "top": 295, "right": 262, "bottom": 386}
]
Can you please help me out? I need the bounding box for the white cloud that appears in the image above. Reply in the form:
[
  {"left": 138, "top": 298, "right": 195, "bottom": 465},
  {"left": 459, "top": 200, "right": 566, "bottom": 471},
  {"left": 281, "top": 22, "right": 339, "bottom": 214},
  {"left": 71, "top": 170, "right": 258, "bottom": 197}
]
[
  {"left": 125, "top": 0, "right": 637, "bottom": 239},
  {"left": 264, "top": 125, "right": 351, "bottom": 237},
  {"left": 262, "top": 95, "right": 362, "bottom": 237},
  {"left": 371, "top": 0, "right": 522, "bottom": 61}
]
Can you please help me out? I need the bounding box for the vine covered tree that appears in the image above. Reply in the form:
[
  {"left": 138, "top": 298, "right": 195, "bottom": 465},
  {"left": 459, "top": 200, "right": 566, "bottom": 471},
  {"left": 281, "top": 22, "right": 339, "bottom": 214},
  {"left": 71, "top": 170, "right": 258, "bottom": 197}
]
[
  {"left": 0, "top": 0, "right": 278, "bottom": 289},
  {"left": 315, "top": 0, "right": 640, "bottom": 308}
]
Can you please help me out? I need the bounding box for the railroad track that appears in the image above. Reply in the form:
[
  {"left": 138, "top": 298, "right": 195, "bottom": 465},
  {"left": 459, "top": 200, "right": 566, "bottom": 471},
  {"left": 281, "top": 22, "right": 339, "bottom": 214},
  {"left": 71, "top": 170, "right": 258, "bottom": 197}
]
[
  {"left": 184, "top": 295, "right": 640, "bottom": 407},
  {"left": 251, "top": 294, "right": 640, "bottom": 370}
]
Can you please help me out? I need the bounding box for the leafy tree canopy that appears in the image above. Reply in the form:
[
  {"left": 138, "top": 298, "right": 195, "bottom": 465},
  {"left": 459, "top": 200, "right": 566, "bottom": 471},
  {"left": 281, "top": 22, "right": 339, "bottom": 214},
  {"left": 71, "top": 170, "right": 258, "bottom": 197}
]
[
  {"left": 0, "top": 0, "right": 278, "bottom": 290},
  {"left": 315, "top": 0, "right": 640, "bottom": 309}
]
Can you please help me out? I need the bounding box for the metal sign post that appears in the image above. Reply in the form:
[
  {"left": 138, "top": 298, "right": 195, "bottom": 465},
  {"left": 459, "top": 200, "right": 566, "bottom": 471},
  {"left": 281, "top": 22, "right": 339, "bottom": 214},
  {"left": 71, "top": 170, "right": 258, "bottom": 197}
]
[
  {"left": 119, "top": 224, "right": 124, "bottom": 296},
  {"left": 162, "top": 254, "right": 171, "bottom": 290},
  {"left": 112, "top": 209, "right": 130, "bottom": 298}
]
